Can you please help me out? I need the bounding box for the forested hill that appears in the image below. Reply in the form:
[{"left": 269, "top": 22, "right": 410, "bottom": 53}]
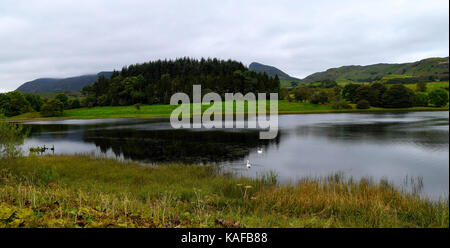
[
  {"left": 302, "top": 57, "right": 449, "bottom": 83},
  {"left": 81, "top": 58, "right": 280, "bottom": 106},
  {"left": 16, "top": 72, "right": 113, "bottom": 93},
  {"left": 249, "top": 62, "right": 300, "bottom": 81}
]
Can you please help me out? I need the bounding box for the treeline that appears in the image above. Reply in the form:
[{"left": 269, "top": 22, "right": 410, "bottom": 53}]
[
  {"left": 281, "top": 81, "right": 449, "bottom": 109},
  {"left": 0, "top": 91, "right": 79, "bottom": 117},
  {"left": 81, "top": 58, "right": 280, "bottom": 107}
]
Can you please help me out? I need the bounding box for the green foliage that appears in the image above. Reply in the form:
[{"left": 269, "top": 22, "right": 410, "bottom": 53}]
[
  {"left": 83, "top": 58, "right": 280, "bottom": 106},
  {"left": 382, "top": 84, "right": 415, "bottom": 108},
  {"left": 0, "top": 122, "right": 28, "bottom": 158},
  {"left": 331, "top": 95, "right": 352, "bottom": 110},
  {"left": 24, "top": 93, "right": 44, "bottom": 112},
  {"left": 293, "top": 86, "right": 311, "bottom": 102},
  {"left": 413, "top": 92, "right": 429, "bottom": 107},
  {"left": 369, "top": 82, "right": 387, "bottom": 107},
  {"left": 309, "top": 90, "right": 329, "bottom": 104},
  {"left": 428, "top": 89, "right": 449, "bottom": 107},
  {"left": 355, "top": 85, "right": 375, "bottom": 105},
  {"left": 356, "top": 99, "right": 370, "bottom": 109},
  {"left": 0, "top": 91, "right": 32, "bottom": 117},
  {"left": 55, "top": 93, "right": 69, "bottom": 109},
  {"left": 69, "top": 99, "right": 81, "bottom": 109},
  {"left": 279, "top": 87, "right": 289, "bottom": 100},
  {"left": 134, "top": 103, "right": 142, "bottom": 110},
  {"left": 40, "top": 99, "right": 64, "bottom": 117},
  {"left": 342, "top": 83, "right": 359, "bottom": 103},
  {"left": 416, "top": 81, "right": 427, "bottom": 92}
]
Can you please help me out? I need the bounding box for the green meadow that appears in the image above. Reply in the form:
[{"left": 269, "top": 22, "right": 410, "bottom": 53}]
[{"left": 6, "top": 99, "right": 448, "bottom": 121}]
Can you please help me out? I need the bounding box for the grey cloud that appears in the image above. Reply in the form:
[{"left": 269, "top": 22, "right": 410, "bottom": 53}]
[{"left": 0, "top": 0, "right": 448, "bottom": 92}]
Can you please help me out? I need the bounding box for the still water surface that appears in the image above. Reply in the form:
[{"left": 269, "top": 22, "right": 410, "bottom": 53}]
[{"left": 21, "top": 111, "right": 449, "bottom": 199}]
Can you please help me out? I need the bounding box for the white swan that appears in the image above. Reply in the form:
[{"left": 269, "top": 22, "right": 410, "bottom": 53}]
[
  {"left": 246, "top": 160, "right": 251, "bottom": 169},
  {"left": 257, "top": 148, "right": 263, "bottom": 154}
]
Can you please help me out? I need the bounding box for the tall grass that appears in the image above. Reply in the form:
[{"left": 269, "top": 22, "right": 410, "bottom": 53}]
[{"left": 0, "top": 155, "right": 447, "bottom": 228}]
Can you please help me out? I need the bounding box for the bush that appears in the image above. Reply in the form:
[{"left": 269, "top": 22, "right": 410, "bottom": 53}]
[
  {"left": 342, "top": 83, "right": 359, "bottom": 103},
  {"left": 413, "top": 92, "right": 429, "bottom": 107},
  {"left": 25, "top": 93, "right": 44, "bottom": 112},
  {"left": 356, "top": 100, "right": 370, "bottom": 109},
  {"left": 381, "top": 84, "right": 414, "bottom": 108},
  {"left": 134, "top": 103, "right": 142, "bottom": 110},
  {"left": 331, "top": 96, "right": 352, "bottom": 110},
  {"left": 0, "top": 122, "right": 28, "bottom": 158},
  {"left": 416, "top": 82, "right": 427, "bottom": 92},
  {"left": 69, "top": 99, "right": 81, "bottom": 109},
  {"left": 40, "top": 99, "right": 64, "bottom": 117},
  {"left": 55, "top": 93, "right": 69, "bottom": 109},
  {"left": 355, "top": 85, "right": 375, "bottom": 104},
  {"left": 309, "top": 91, "right": 329, "bottom": 104},
  {"left": 294, "top": 86, "right": 311, "bottom": 102},
  {"left": 428, "top": 89, "right": 449, "bottom": 107},
  {"left": 0, "top": 91, "right": 32, "bottom": 117},
  {"left": 279, "top": 87, "right": 289, "bottom": 100}
]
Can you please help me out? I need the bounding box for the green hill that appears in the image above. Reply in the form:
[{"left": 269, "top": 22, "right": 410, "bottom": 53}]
[
  {"left": 16, "top": 71, "right": 113, "bottom": 93},
  {"left": 302, "top": 57, "right": 449, "bottom": 83},
  {"left": 249, "top": 62, "right": 301, "bottom": 81}
]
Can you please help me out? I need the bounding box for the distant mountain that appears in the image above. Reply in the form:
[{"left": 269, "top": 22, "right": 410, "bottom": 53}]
[
  {"left": 16, "top": 71, "right": 113, "bottom": 93},
  {"left": 249, "top": 62, "right": 300, "bottom": 81},
  {"left": 302, "top": 57, "right": 449, "bottom": 83}
]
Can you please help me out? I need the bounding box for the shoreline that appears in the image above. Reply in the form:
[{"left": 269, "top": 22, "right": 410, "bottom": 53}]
[
  {"left": 1, "top": 154, "right": 448, "bottom": 228},
  {"left": 4, "top": 106, "right": 449, "bottom": 122}
]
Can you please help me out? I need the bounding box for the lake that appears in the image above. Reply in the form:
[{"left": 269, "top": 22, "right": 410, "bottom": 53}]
[{"left": 21, "top": 111, "right": 449, "bottom": 199}]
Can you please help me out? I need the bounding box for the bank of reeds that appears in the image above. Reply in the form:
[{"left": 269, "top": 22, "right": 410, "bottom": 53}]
[{"left": 0, "top": 155, "right": 448, "bottom": 228}]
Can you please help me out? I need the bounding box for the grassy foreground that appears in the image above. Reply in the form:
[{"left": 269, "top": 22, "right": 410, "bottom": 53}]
[
  {"left": 7, "top": 100, "right": 449, "bottom": 121},
  {"left": 0, "top": 155, "right": 448, "bottom": 228}
]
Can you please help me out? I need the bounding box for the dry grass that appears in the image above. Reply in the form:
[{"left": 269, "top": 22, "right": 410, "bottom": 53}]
[{"left": 0, "top": 155, "right": 448, "bottom": 228}]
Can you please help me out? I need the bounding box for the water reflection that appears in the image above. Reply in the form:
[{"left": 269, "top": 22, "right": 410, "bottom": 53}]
[{"left": 21, "top": 111, "right": 449, "bottom": 199}]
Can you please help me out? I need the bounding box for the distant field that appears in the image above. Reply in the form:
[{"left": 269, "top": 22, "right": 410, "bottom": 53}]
[
  {"left": 280, "top": 80, "right": 305, "bottom": 88},
  {"left": 6, "top": 100, "right": 448, "bottom": 121},
  {"left": 404, "top": 81, "right": 449, "bottom": 91}
]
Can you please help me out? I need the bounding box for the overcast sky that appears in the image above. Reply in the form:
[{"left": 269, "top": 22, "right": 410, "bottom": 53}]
[{"left": 0, "top": 0, "right": 448, "bottom": 92}]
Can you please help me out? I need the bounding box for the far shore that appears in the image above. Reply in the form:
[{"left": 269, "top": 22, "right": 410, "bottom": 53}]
[{"left": 3, "top": 102, "right": 449, "bottom": 122}]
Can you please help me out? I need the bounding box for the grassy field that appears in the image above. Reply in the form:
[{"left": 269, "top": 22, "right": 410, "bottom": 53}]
[
  {"left": 404, "top": 81, "right": 449, "bottom": 91},
  {"left": 6, "top": 100, "right": 449, "bottom": 121},
  {"left": 0, "top": 155, "right": 448, "bottom": 228}
]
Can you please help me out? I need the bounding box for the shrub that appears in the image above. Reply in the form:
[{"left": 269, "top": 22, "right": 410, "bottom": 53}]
[
  {"left": 369, "top": 82, "right": 387, "bottom": 107},
  {"left": 40, "top": 99, "right": 64, "bottom": 117},
  {"left": 0, "top": 122, "right": 28, "bottom": 158},
  {"left": 134, "top": 103, "right": 142, "bottom": 110},
  {"left": 69, "top": 99, "right": 81, "bottom": 109},
  {"left": 25, "top": 93, "right": 44, "bottom": 112},
  {"left": 0, "top": 91, "right": 32, "bottom": 117},
  {"left": 55, "top": 93, "right": 69, "bottom": 109},
  {"left": 342, "top": 83, "right": 359, "bottom": 103},
  {"left": 279, "top": 87, "right": 289, "bottom": 100},
  {"left": 331, "top": 96, "right": 352, "bottom": 110},
  {"left": 428, "top": 89, "right": 449, "bottom": 107},
  {"left": 413, "top": 92, "right": 429, "bottom": 107},
  {"left": 293, "top": 86, "right": 311, "bottom": 102},
  {"left": 381, "top": 84, "right": 414, "bottom": 108},
  {"left": 356, "top": 100, "right": 370, "bottom": 109},
  {"left": 309, "top": 91, "right": 329, "bottom": 104},
  {"left": 355, "top": 85, "right": 375, "bottom": 104},
  {"left": 416, "top": 81, "right": 427, "bottom": 92}
]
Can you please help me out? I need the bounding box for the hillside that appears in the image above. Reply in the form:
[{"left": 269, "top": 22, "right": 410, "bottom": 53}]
[
  {"left": 302, "top": 57, "right": 449, "bottom": 83},
  {"left": 16, "top": 71, "right": 113, "bottom": 93},
  {"left": 249, "top": 62, "right": 300, "bottom": 81}
]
